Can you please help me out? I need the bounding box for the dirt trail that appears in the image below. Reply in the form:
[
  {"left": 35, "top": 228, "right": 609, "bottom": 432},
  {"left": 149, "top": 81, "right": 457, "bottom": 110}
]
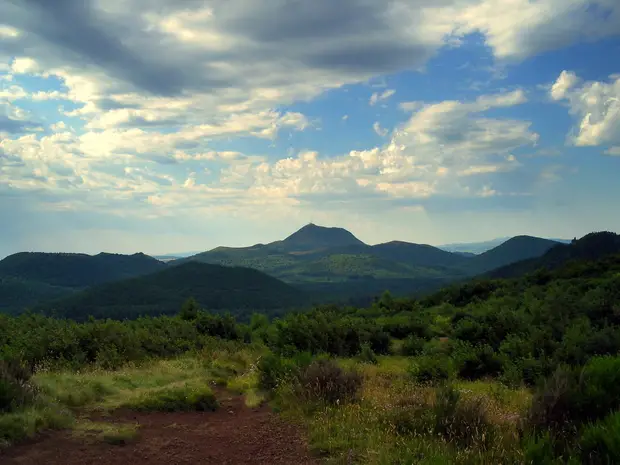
[{"left": 0, "top": 392, "right": 318, "bottom": 465}]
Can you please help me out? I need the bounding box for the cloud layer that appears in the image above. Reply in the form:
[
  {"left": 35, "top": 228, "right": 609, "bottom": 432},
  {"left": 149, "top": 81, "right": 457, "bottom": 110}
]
[{"left": 0, "top": 0, "right": 619, "bottom": 253}]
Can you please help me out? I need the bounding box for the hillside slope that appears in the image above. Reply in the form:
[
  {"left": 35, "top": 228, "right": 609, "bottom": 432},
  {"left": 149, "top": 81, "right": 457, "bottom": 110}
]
[
  {"left": 488, "top": 231, "right": 620, "bottom": 278},
  {"left": 38, "top": 262, "right": 307, "bottom": 320},
  {"left": 0, "top": 252, "right": 167, "bottom": 288},
  {"left": 467, "top": 236, "right": 561, "bottom": 273},
  {"left": 178, "top": 225, "right": 564, "bottom": 300},
  {"left": 0, "top": 252, "right": 168, "bottom": 314}
]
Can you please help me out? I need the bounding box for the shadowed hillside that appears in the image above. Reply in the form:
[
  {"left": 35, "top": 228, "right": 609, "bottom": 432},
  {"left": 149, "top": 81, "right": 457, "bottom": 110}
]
[
  {"left": 37, "top": 262, "right": 307, "bottom": 320},
  {"left": 488, "top": 231, "right": 620, "bottom": 278},
  {"left": 0, "top": 252, "right": 168, "bottom": 313},
  {"left": 0, "top": 252, "right": 167, "bottom": 288}
]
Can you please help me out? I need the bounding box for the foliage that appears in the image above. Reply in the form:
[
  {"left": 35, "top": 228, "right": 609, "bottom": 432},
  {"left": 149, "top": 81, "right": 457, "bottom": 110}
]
[
  {"left": 297, "top": 359, "right": 362, "bottom": 405},
  {"left": 579, "top": 411, "right": 620, "bottom": 465},
  {"left": 401, "top": 334, "right": 426, "bottom": 356},
  {"left": 409, "top": 355, "right": 454, "bottom": 384},
  {"left": 0, "top": 359, "right": 36, "bottom": 413},
  {"left": 433, "top": 384, "right": 494, "bottom": 448},
  {"left": 36, "top": 262, "right": 306, "bottom": 321},
  {"left": 122, "top": 384, "right": 218, "bottom": 412},
  {"left": 358, "top": 343, "right": 378, "bottom": 364}
]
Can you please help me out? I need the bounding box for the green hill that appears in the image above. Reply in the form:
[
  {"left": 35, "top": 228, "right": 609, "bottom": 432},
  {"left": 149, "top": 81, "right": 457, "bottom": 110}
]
[
  {"left": 466, "top": 235, "right": 561, "bottom": 273},
  {"left": 37, "top": 262, "right": 308, "bottom": 320},
  {"left": 0, "top": 276, "right": 75, "bottom": 313},
  {"left": 178, "top": 225, "right": 563, "bottom": 300},
  {"left": 488, "top": 231, "right": 620, "bottom": 279},
  {"left": 0, "top": 252, "right": 166, "bottom": 288}
]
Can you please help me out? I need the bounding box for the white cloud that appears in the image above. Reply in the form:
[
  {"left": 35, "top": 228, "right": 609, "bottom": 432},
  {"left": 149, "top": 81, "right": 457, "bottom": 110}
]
[
  {"left": 370, "top": 89, "right": 396, "bottom": 106},
  {"left": 550, "top": 71, "right": 580, "bottom": 101},
  {"left": 454, "top": 0, "right": 620, "bottom": 61},
  {"left": 0, "top": 25, "right": 20, "bottom": 38},
  {"left": 10, "top": 57, "right": 40, "bottom": 75},
  {"left": 550, "top": 71, "right": 620, "bottom": 147},
  {"left": 605, "top": 147, "right": 620, "bottom": 156},
  {"left": 373, "top": 121, "right": 388, "bottom": 137}
]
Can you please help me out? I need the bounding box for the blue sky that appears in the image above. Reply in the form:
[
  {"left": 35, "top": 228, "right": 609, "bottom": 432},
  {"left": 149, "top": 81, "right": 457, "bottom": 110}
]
[{"left": 1, "top": 0, "right": 619, "bottom": 257}]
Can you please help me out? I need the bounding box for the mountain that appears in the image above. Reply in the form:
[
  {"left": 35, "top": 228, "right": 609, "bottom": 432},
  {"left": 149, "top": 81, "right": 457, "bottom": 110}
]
[
  {"left": 177, "top": 225, "right": 561, "bottom": 301},
  {"left": 37, "top": 262, "right": 307, "bottom": 321},
  {"left": 371, "top": 241, "right": 470, "bottom": 269},
  {"left": 277, "top": 223, "right": 366, "bottom": 252},
  {"left": 489, "top": 232, "right": 620, "bottom": 279},
  {"left": 467, "top": 236, "right": 561, "bottom": 273},
  {"left": 0, "top": 252, "right": 167, "bottom": 314},
  {"left": 0, "top": 252, "right": 166, "bottom": 288}
]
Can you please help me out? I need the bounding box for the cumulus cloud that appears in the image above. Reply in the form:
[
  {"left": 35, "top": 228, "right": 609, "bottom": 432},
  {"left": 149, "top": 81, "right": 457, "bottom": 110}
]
[
  {"left": 0, "top": 0, "right": 616, "bottom": 225},
  {"left": 454, "top": 0, "right": 620, "bottom": 61},
  {"left": 550, "top": 71, "right": 620, "bottom": 148}
]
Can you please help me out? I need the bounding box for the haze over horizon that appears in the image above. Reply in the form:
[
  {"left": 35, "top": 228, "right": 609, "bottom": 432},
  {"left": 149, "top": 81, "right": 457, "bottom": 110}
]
[{"left": 1, "top": 0, "right": 619, "bottom": 258}]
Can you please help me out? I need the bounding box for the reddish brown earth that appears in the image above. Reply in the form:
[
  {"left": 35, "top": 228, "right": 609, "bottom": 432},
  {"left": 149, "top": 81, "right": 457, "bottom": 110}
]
[{"left": 0, "top": 393, "right": 318, "bottom": 465}]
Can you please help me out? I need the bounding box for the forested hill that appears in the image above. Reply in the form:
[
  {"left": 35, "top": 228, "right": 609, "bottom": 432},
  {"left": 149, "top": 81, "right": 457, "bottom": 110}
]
[
  {"left": 487, "top": 231, "right": 620, "bottom": 279},
  {"left": 0, "top": 251, "right": 166, "bottom": 288},
  {"left": 36, "top": 262, "right": 307, "bottom": 321},
  {"left": 0, "top": 251, "right": 168, "bottom": 313}
]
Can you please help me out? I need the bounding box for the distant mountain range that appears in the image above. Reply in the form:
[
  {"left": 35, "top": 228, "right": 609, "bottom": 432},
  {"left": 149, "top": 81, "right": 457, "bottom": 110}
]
[
  {"left": 1, "top": 224, "right": 617, "bottom": 320},
  {"left": 173, "top": 224, "right": 562, "bottom": 292}
]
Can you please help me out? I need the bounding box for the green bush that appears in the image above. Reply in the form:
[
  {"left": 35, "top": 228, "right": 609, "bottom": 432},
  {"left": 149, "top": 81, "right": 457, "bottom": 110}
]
[
  {"left": 433, "top": 384, "right": 493, "bottom": 448},
  {"left": 126, "top": 385, "right": 218, "bottom": 412},
  {"left": 0, "top": 359, "right": 36, "bottom": 413},
  {"left": 257, "top": 353, "right": 301, "bottom": 391},
  {"left": 409, "top": 355, "right": 453, "bottom": 384},
  {"left": 528, "top": 356, "right": 620, "bottom": 437},
  {"left": 401, "top": 335, "right": 425, "bottom": 356},
  {"left": 526, "top": 365, "right": 577, "bottom": 435},
  {"left": 298, "top": 359, "right": 362, "bottom": 404},
  {"left": 358, "top": 343, "right": 378, "bottom": 365},
  {"left": 453, "top": 343, "right": 502, "bottom": 380},
  {"left": 580, "top": 411, "right": 620, "bottom": 465}
]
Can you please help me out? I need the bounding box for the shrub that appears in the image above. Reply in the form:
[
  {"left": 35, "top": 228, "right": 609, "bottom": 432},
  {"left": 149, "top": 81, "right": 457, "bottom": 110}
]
[
  {"left": 358, "top": 343, "right": 378, "bottom": 365},
  {"left": 401, "top": 335, "right": 425, "bottom": 356},
  {"left": 453, "top": 343, "right": 502, "bottom": 380},
  {"left": 298, "top": 359, "right": 362, "bottom": 404},
  {"left": 409, "top": 355, "right": 453, "bottom": 384},
  {"left": 527, "top": 356, "right": 620, "bottom": 437},
  {"left": 526, "top": 365, "right": 577, "bottom": 435},
  {"left": 522, "top": 432, "right": 558, "bottom": 465},
  {"left": 0, "top": 359, "right": 36, "bottom": 413},
  {"left": 580, "top": 411, "right": 620, "bottom": 465},
  {"left": 433, "top": 384, "right": 493, "bottom": 448},
  {"left": 257, "top": 353, "right": 302, "bottom": 391},
  {"left": 125, "top": 385, "right": 218, "bottom": 412}
]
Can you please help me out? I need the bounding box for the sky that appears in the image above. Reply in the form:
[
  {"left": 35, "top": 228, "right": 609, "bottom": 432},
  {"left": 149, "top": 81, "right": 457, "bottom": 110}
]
[{"left": 1, "top": 0, "right": 619, "bottom": 257}]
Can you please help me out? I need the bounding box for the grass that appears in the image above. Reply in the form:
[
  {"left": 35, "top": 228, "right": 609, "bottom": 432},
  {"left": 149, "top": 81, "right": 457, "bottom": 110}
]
[
  {"left": 121, "top": 383, "right": 218, "bottom": 412},
  {"left": 1, "top": 346, "right": 263, "bottom": 449},
  {"left": 0, "top": 404, "right": 73, "bottom": 448},
  {"left": 274, "top": 356, "right": 531, "bottom": 464},
  {"left": 72, "top": 420, "right": 139, "bottom": 445}
]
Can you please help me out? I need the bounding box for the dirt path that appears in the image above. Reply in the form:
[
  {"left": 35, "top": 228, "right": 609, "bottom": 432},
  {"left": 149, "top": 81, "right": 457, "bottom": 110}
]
[{"left": 0, "top": 392, "right": 318, "bottom": 465}]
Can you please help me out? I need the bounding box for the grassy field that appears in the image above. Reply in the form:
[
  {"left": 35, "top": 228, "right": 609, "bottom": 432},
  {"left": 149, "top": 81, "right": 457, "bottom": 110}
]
[
  {"left": 273, "top": 355, "right": 532, "bottom": 465},
  {"left": 2, "top": 341, "right": 536, "bottom": 465},
  {"left": 0, "top": 340, "right": 265, "bottom": 448}
]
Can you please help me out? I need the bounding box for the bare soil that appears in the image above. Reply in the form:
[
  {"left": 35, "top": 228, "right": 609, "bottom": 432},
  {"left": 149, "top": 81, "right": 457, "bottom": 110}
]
[{"left": 0, "top": 392, "right": 318, "bottom": 465}]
